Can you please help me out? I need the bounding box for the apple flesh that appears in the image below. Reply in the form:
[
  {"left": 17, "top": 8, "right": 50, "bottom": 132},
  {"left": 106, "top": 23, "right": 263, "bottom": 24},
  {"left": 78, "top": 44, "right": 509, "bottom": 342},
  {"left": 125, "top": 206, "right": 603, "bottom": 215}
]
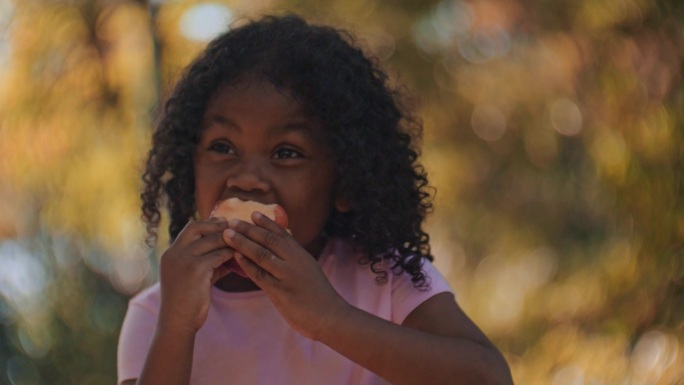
[{"left": 210, "top": 198, "right": 288, "bottom": 228}]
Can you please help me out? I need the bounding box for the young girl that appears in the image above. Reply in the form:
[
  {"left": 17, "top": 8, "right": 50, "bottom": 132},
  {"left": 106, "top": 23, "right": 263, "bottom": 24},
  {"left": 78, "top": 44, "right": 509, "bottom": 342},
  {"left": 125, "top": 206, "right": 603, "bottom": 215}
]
[{"left": 117, "top": 14, "right": 512, "bottom": 385}]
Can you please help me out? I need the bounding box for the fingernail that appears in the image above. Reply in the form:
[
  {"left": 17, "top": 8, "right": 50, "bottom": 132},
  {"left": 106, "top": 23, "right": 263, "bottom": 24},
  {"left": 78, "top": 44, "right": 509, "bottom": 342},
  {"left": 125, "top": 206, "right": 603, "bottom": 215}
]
[
  {"left": 228, "top": 218, "right": 240, "bottom": 227},
  {"left": 224, "top": 229, "right": 235, "bottom": 238}
]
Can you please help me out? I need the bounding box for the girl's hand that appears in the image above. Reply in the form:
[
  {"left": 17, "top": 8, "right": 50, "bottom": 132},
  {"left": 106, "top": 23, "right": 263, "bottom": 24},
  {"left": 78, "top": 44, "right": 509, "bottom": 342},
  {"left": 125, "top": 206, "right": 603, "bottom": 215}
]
[
  {"left": 222, "top": 213, "right": 350, "bottom": 340},
  {"left": 158, "top": 218, "right": 234, "bottom": 333}
]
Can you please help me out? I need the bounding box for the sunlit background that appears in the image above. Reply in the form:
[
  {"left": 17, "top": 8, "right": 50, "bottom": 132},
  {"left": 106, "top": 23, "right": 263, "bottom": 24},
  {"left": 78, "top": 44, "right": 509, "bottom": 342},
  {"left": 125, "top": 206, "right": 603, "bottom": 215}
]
[{"left": 0, "top": 0, "right": 682, "bottom": 384}]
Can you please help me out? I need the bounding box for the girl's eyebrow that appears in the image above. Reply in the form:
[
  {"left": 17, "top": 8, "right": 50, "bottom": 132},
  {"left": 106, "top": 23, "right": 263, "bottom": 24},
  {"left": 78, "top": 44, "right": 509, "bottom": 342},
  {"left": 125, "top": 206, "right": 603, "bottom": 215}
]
[
  {"left": 273, "top": 122, "right": 316, "bottom": 137},
  {"left": 204, "top": 112, "right": 318, "bottom": 138}
]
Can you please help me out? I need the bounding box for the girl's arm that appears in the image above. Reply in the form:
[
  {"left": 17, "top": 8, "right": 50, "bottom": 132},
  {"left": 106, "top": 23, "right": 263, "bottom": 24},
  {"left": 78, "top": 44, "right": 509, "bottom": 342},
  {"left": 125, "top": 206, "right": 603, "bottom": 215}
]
[
  {"left": 125, "top": 219, "right": 233, "bottom": 385},
  {"left": 225, "top": 215, "right": 513, "bottom": 385},
  {"left": 316, "top": 292, "right": 513, "bottom": 385},
  {"left": 128, "top": 324, "right": 196, "bottom": 385}
]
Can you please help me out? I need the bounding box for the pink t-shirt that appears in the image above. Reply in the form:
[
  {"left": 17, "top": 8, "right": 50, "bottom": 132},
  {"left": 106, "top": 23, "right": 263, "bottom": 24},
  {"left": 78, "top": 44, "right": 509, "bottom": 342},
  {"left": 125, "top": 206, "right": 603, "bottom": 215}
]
[{"left": 117, "top": 237, "right": 452, "bottom": 385}]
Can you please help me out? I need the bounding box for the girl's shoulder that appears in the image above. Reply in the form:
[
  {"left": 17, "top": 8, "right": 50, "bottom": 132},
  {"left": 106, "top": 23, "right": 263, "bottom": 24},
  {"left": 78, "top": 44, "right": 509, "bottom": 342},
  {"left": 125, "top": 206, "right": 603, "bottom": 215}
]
[
  {"left": 321, "top": 236, "right": 452, "bottom": 292},
  {"left": 321, "top": 237, "right": 441, "bottom": 276},
  {"left": 321, "top": 237, "right": 453, "bottom": 324}
]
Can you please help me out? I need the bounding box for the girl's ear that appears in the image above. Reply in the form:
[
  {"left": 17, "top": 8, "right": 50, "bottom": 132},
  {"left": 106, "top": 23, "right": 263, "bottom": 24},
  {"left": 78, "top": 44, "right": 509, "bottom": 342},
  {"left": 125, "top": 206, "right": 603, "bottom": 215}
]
[{"left": 334, "top": 195, "right": 352, "bottom": 213}]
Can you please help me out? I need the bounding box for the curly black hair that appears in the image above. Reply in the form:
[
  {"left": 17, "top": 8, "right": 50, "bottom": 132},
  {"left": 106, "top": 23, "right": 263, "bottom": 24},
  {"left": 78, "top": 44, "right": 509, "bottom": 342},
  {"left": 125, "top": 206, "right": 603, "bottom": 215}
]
[{"left": 141, "top": 14, "right": 434, "bottom": 287}]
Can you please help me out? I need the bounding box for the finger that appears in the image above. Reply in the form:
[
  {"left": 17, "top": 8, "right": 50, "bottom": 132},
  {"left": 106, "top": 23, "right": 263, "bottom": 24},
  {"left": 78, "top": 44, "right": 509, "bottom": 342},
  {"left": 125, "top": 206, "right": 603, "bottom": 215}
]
[
  {"left": 234, "top": 252, "right": 279, "bottom": 286},
  {"left": 228, "top": 218, "right": 290, "bottom": 254},
  {"left": 176, "top": 218, "right": 229, "bottom": 244},
  {"left": 223, "top": 226, "right": 284, "bottom": 276},
  {"left": 251, "top": 211, "right": 290, "bottom": 236},
  {"left": 202, "top": 246, "right": 235, "bottom": 269},
  {"left": 162, "top": 246, "right": 232, "bottom": 287},
  {"left": 204, "top": 247, "right": 234, "bottom": 284},
  {"left": 190, "top": 231, "right": 232, "bottom": 258}
]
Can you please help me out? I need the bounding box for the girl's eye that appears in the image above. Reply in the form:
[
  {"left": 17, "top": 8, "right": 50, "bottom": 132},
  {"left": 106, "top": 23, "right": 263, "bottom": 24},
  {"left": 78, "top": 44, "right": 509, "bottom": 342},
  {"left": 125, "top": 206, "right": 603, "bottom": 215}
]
[
  {"left": 274, "top": 147, "right": 303, "bottom": 159},
  {"left": 208, "top": 141, "right": 235, "bottom": 155}
]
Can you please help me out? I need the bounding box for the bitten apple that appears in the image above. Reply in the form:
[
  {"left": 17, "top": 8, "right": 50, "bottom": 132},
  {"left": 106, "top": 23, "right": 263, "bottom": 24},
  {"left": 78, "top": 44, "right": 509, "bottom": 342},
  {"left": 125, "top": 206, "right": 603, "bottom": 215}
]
[
  {"left": 210, "top": 198, "right": 288, "bottom": 228},
  {"left": 209, "top": 198, "right": 289, "bottom": 278}
]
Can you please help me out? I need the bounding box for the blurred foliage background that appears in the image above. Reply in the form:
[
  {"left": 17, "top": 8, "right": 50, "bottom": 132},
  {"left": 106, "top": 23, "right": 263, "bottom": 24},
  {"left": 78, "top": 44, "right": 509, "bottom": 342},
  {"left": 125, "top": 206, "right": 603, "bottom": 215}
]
[{"left": 0, "top": 0, "right": 682, "bottom": 384}]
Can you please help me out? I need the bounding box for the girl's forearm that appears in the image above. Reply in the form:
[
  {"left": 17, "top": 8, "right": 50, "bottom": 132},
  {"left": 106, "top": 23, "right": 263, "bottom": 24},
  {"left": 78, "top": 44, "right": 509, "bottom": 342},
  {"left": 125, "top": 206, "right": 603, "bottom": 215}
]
[
  {"left": 135, "top": 323, "right": 196, "bottom": 385},
  {"left": 316, "top": 304, "right": 512, "bottom": 385}
]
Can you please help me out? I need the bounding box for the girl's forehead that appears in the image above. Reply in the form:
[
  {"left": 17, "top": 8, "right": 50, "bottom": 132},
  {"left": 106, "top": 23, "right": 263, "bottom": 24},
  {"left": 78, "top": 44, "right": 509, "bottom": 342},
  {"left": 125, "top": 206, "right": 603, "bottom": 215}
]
[
  {"left": 210, "top": 78, "right": 302, "bottom": 113},
  {"left": 218, "top": 75, "right": 318, "bottom": 113},
  {"left": 203, "top": 79, "right": 331, "bottom": 142},
  {"left": 209, "top": 83, "right": 300, "bottom": 120}
]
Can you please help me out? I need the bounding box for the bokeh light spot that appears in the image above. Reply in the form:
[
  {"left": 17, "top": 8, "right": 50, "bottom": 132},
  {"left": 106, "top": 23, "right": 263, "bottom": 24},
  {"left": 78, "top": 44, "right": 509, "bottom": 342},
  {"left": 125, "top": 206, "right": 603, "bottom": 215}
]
[
  {"left": 550, "top": 98, "right": 583, "bottom": 136},
  {"left": 551, "top": 365, "right": 585, "bottom": 385},
  {"left": 6, "top": 355, "right": 40, "bottom": 385},
  {"left": 0, "top": 241, "right": 48, "bottom": 314},
  {"left": 459, "top": 27, "right": 511, "bottom": 63},
  {"left": 472, "top": 104, "right": 507, "bottom": 141},
  {"left": 412, "top": 0, "right": 473, "bottom": 53},
  {"left": 17, "top": 326, "right": 52, "bottom": 359},
  {"left": 631, "top": 330, "right": 679, "bottom": 382},
  {"left": 110, "top": 254, "right": 150, "bottom": 296},
  {"left": 179, "top": 3, "right": 233, "bottom": 42}
]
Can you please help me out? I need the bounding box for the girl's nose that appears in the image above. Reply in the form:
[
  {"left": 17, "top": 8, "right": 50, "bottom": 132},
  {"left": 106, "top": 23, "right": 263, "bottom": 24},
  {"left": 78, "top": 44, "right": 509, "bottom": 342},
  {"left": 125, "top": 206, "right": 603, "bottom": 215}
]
[{"left": 225, "top": 158, "right": 270, "bottom": 194}]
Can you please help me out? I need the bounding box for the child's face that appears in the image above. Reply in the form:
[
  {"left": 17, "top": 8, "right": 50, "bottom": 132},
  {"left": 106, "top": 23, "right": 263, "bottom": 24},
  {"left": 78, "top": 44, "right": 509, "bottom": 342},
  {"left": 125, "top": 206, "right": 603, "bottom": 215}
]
[{"left": 194, "top": 78, "right": 341, "bottom": 255}]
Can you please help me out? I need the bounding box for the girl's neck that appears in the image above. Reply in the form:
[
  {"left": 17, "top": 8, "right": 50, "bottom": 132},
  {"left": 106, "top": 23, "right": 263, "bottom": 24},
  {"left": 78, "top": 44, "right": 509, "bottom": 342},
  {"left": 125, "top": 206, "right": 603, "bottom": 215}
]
[{"left": 214, "top": 274, "right": 261, "bottom": 292}]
